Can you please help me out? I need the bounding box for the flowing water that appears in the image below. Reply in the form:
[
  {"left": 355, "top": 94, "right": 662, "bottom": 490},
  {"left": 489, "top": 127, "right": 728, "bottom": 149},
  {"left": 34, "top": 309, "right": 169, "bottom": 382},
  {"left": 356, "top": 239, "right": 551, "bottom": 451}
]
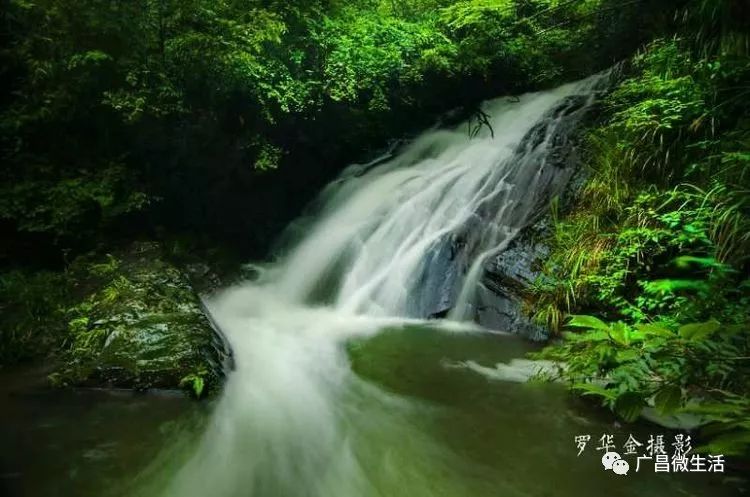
[{"left": 1, "top": 77, "right": 742, "bottom": 497}]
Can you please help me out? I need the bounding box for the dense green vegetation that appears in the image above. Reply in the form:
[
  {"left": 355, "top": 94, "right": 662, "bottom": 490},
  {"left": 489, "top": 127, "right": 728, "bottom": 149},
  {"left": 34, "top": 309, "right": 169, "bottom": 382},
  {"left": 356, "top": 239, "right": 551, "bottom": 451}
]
[
  {"left": 0, "top": 0, "right": 660, "bottom": 260},
  {"left": 0, "top": 0, "right": 662, "bottom": 367},
  {"left": 0, "top": 0, "right": 748, "bottom": 457},
  {"left": 531, "top": 0, "right": 750, "bottom": 455}
]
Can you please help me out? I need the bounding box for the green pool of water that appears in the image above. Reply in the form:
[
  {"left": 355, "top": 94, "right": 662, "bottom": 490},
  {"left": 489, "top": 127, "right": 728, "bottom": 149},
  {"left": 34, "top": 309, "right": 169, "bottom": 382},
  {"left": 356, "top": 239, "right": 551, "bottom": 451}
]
[{"left": 1, "top": 326, "right": 742, "bottom": 497}]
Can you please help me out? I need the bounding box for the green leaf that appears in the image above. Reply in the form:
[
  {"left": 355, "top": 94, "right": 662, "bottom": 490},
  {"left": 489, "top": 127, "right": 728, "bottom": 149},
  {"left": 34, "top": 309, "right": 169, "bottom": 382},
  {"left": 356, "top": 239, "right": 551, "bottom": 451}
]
[
  {"left": 192, "top": 376, "right": 205, "bottom": 398},
  {"left": 678, "top": 320, "right": 720, "bottom": 341},
  {"left": 566, "top": 315, "right": 610, "bottom": 332},
  {"left": 615, "top": 392, "right": 644, "bottom": 422},
  {"left": 695, "top": 430, "right": 750, "bottom": 456},
  {"left": 653, "top": 385, "right": 682, "bottom": 415},
  {"left": 609, "top": 322, "right": 632, "bottom": 346},
  {"left": 635, "top": 323, "right": 674, "bottom": 338},
  {"left": 180, "top": 374, "right": 205, "bottom": 398},
  {"left": 572, "top": 382, "right": 617, "bottom": 401},
  {"left": 643, "top": 279, "right": 709, "bottom": 295},
  {"left": 672, "top": 256, "right": 719, "bottom": 269},
  {"left": 562, "top": 330, "right": 610, "bottom": 342},
  {"left": 615, "top": 349, "right": 640, "bottom": 363}
]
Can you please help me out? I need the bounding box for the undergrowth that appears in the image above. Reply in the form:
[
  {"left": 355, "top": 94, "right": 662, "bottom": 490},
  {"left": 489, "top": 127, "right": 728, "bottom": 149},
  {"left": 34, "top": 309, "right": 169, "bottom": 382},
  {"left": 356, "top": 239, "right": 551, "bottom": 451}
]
[{"left": 530, "top": 0, "right": 750, "bottom": 456}]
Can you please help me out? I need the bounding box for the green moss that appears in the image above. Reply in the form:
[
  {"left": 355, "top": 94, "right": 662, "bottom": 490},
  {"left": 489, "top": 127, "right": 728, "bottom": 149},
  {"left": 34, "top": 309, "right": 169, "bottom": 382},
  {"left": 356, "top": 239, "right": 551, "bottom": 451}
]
[{"left": 52, "top": 242, "right": 224, "bottom": 394}]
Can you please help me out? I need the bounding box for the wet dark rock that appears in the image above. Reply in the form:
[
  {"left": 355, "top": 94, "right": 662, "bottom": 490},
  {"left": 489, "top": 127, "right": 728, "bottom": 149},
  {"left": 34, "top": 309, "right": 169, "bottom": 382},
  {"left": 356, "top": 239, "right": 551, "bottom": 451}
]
[
  {"left": 416, "top": 237, "right": 462, "bottom": 319},
  {"left": 474, "top": 225, "right": 550, "bottom": 341},
  {"left": 51, "top": 242, "right": 227, "bottom": 395},
  {"left": 466, "top": 92, "right": 601, "bottom": 340}
]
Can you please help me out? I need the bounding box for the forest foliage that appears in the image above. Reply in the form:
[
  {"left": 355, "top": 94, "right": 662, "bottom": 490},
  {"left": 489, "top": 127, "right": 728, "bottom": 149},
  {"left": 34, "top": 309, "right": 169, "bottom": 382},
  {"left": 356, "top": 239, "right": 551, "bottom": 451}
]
[
  {"left": 0, "top": 0, "right": 748, "bottom": 456},
  {"left": 0, "top": 0, "right": 662, "bottom": 367},
  {"left": 531, "top": 0, "right": 750, "bottom": 456},
  {"left": 0, "top": 0, "right": 658, "bottom": 260}
]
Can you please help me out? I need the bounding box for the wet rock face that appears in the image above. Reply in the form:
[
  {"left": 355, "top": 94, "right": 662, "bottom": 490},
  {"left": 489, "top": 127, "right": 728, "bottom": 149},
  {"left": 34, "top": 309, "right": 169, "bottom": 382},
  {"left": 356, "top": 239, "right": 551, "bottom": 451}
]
[
  {"left": 52, "top": 242, "right": 226, "bottom": 395},
  {"left": 474, "top": 227, "right": 549, "bottom": 341},
  {"left": 465, "top": 95, "right": 598, "bottom": 340},
  {"left": 416, "top": 95, "right": 597, "bottom": 326}
]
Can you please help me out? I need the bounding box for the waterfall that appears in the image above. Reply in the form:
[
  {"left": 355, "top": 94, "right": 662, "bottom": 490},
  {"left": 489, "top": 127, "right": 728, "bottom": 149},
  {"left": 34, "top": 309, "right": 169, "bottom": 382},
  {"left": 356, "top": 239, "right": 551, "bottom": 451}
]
[
  {"left": 273, "top": 74, "right": 605, "bottom": 319},
  {"left": 143, "top": 74, "right": 607, "bottom": 497}
]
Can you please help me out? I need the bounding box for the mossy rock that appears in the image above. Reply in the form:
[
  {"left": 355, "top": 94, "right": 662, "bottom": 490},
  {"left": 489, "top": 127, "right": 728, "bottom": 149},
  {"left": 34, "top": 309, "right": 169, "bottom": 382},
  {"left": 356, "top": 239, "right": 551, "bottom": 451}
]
[{"left": 52, "top": 242, "right": 226, "bottom": 396}]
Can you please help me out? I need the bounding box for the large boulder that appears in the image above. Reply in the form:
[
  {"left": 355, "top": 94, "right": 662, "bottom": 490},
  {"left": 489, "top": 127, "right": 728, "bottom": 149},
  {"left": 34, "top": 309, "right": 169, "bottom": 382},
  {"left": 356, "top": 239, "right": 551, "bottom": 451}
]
[{"left": 51, "top": 242, "right": 227, "bottom": 396}]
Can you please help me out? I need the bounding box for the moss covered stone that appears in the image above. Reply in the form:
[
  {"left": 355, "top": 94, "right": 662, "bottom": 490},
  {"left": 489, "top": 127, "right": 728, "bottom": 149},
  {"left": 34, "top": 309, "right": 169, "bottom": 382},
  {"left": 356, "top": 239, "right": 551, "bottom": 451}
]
[{"left": 51, "top": 242, "right": 226, "bottom": 396}]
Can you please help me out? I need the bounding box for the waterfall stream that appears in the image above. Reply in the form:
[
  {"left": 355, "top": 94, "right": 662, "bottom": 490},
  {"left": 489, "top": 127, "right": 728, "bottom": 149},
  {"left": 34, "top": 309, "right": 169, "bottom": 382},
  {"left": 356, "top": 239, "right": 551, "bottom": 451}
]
[
  {"left": 130, "top": 75, "right": 729, "bottom": 497},
  {"left": 273, "top": 76, "right": 604, "bottom": 318}
]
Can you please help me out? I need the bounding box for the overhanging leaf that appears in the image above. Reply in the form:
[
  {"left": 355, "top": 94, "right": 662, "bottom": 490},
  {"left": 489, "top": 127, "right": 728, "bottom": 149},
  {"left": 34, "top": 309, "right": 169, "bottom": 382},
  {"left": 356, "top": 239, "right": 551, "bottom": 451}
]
[
  {"left": 653, "top": 385, "right": 682, "bottom": 415},
  {"left": 566, "top": 314, "right": 610, "bottom": 332},
  {"left": 572, "top": 382, "right": 617, "bottom": 401},
  {"left": 609, "top": 322, "right": 632, "bottom": 346},
  {"left": 615, "top": 392, "right": 644, "bottom": 422},
  {"left": 635, "top": 323, "right": 674, "bottom": 338},
  {"left": 678, "top": 320, "right": 720, "bottom": 341}
]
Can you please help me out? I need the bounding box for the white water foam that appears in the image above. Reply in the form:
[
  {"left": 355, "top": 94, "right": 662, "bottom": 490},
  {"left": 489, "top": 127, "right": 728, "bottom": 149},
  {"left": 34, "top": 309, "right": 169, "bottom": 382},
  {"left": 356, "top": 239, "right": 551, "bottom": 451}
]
[{"left": 147, "top": 74, "right": 608, "bottom": 497}]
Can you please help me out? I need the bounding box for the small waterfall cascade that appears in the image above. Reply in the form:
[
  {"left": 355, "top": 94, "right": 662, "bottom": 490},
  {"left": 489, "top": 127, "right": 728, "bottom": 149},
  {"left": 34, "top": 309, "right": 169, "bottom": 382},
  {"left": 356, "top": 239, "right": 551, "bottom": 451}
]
[
  {"left": 273, "top": 74, "right": 606, "bottom": 320},
  {"left": 144, "top": 74, "right": 609, "bottom": 497}
]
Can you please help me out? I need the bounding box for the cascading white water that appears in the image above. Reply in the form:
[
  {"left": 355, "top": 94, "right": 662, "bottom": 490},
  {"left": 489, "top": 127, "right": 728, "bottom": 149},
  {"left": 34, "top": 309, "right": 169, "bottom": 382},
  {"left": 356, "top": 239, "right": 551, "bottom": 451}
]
[
  {"left": 272, "top": 75, "right": 604, "bottom": 322},
  {"left": 144, "top": 75, "right": 608, "bottom": 497}
]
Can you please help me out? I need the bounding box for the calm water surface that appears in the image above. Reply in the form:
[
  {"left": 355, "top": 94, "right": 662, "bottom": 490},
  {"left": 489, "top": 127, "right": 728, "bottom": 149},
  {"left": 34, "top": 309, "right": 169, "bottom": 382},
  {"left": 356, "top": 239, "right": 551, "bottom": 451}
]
[{"left": 1, "top": 327, "right": 743, "bottom": 497}]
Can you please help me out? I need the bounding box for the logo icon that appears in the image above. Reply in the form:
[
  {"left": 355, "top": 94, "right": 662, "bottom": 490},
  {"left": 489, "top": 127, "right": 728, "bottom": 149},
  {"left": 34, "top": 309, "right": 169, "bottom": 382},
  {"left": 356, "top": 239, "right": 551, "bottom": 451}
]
[
  {"left": 612, "top": 458, "right": 630, "bottom": 475},
  {"left": 602, "top": 451, "right": 629, "bottom": 475},
  {"left": 601, "top": 451, "right": 620, "bottom": 470}
]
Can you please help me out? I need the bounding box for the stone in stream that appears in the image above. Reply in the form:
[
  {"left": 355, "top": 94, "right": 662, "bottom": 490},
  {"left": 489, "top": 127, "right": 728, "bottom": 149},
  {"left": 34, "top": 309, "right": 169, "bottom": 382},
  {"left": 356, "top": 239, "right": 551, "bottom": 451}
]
[{"left": 50, "top": 242, "right": 227, "bottom": 396}]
